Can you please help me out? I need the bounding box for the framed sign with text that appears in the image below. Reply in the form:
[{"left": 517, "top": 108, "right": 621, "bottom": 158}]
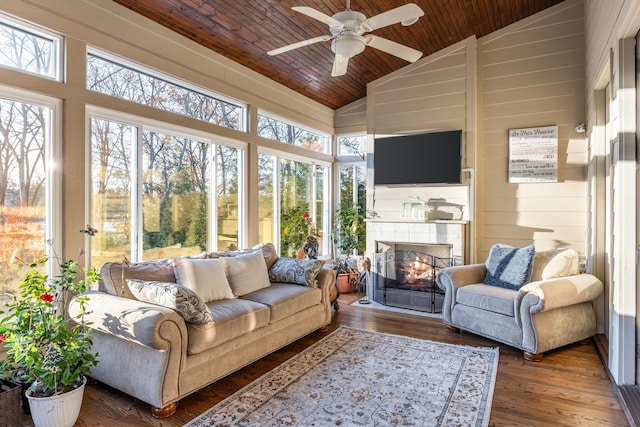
[{"left": 508, "top": 125, "right": 558, "bottom": 183}]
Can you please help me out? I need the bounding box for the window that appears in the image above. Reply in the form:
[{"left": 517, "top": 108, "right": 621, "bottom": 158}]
[
  {"left": 90, "top": 111, "right": 245, "bottom": 264},
  {"left": 338, "top": 134, "right": 367, "bottom": 156},
  {"left": 337, "top": 164, "right": 366, "bottom": 255},
  {"left": 0, "top": 91, "right": 59, "bottom": 315},
  {"left": 258, "top": 150, "right": 329, "bottom": 257},
  {"left": 87, "top": 52, "right": 246, "bottom": 131},
  {"left": 0, "top": 15, "right": 61, "bottom": 80},
  {"left": 257, "top": 112, "right": 329, "bottom": 153}
]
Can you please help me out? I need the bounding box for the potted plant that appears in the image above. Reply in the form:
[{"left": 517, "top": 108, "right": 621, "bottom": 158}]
[
  {"left": 335, "top": 257, "right": 358, "bottom": 293},
  {"left": 0, "top": 229, "right": 100, "bottom": 427}
]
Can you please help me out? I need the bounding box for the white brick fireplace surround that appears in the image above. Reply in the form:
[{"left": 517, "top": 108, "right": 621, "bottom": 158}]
[{"left": 366, "top": 219, "right": 469, "bottom": 263}]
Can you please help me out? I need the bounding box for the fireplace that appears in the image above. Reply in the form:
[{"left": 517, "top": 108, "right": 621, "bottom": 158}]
[{"left": 373, "top": 242, "right": 461, "bottom": 313}]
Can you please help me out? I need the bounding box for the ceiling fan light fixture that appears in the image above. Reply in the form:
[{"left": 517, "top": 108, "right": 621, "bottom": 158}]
[{"left": 331, "top": 35, "right": 365, "bottom": 58}]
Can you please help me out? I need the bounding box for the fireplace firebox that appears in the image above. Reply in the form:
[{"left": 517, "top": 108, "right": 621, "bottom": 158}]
[{"left": 373, "top": 247, "right": 461, "bottom": 313}]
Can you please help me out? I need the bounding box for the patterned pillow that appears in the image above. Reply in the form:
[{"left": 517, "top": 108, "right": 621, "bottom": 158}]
[
  {"left": 127, "top": 279, "right": 214, "bottom": 324},
  {"left": 483, "top": 244, "right": 535, "bottom": 291},
  {"left": 269, "top": 258, "right": 324, "bottom": 287}
]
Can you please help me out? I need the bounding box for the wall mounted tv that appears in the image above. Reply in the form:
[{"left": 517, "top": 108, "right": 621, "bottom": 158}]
[{"left": 373, "top": 130, "right": 462, "bottom": 186}]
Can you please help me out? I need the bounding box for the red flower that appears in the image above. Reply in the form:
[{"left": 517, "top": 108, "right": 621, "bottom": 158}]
[
  {"left": 40, "top": 293, "right": 54, "bottom": 303},
  {"left": 0, "top": 333, "right": 6, "bottom": 344},
  {"left": 302, "top": 213, "right": 310, "bottom": 219}
]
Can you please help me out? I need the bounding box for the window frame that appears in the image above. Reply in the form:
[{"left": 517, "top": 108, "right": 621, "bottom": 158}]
[
  {"left": 0, "top": 14, "right": 63, "bottom": 81},
  {"left": 86, "top": 105, "right": 247, "bottom": 262},
  {"left": 86, "top": 48, "right": 248, "bottom": 132},
  {"left": 257, "top": 110, "right": 331, "bottom": 154},
  {"left": 0, "top": 84, "right": 63, "bottom": 273},
  {"left": 258, "top": 146, "right": 332, "bottom": 256}
]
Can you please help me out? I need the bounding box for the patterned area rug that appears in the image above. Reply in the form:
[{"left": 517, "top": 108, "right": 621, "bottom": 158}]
[{"left": 185, "top": 327, "right": 499, "bottom": 427}]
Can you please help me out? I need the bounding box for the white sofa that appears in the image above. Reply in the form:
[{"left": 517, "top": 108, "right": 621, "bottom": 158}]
[{"left": 70, "top": 243, "right": 336, "bottom": 417}]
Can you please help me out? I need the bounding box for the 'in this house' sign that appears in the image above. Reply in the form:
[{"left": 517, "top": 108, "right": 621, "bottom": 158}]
[{"left": 508, "top": 125, "right": 558, "bottom": 183}]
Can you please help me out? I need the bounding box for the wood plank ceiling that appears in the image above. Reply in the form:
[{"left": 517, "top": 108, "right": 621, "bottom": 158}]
[{"left": 112, "top": 0, "right": 565, "bottom": 110}]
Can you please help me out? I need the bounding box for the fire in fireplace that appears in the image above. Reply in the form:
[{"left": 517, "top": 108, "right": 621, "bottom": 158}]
[{"left": 373, "top": 247, "right": 461, "bottom": 313}]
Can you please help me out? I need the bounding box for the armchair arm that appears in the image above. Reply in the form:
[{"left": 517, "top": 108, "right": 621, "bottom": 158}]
[
  {"left": 514, "top": 274, "right": 603, "bottom": 327},
  {"left": 436, "top": 263, "right": 487, "bottom": 292},
  {"left": 69, "top": 291, "right": 188, "bottom": 352},
  {"left": 436, "top": 264, "right": 487, "bottom": 324}
]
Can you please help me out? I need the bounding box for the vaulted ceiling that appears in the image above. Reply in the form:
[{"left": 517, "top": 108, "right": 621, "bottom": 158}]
[{"left": 113, "top": 0, "right": 565, "bottom": 110}]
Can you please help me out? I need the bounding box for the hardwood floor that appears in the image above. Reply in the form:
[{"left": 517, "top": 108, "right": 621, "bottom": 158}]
[{"left": 17, "top": 294, "right": 630, "bottom": 426}]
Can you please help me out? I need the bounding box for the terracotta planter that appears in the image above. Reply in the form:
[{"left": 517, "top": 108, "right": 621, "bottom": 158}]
[{"left": 337, "top": 273, "right": 358, "bottom": 293}]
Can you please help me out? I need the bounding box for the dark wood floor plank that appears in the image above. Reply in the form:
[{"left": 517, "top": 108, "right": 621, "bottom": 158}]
[{"left": 16, "top": 293, "right": 630, "bottom": 426}]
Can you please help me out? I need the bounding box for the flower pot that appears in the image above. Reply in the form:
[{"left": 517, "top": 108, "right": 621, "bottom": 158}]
[
  {"left": 0, "top": 379, "right": 22, "bottom": 426},
  {"left": 337, "top": 272, "right": 358, "bottom": 293},
  {"left": 26, "top": 377, "right": 87, "bottom": 427}
]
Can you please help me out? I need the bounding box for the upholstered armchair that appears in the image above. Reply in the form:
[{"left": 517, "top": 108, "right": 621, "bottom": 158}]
[{"left": 436, "top": 246, "right": 603, "bottom": 361}]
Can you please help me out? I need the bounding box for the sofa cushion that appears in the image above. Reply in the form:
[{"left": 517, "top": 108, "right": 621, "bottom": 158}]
[
  {"left": 484, "top": 244, "right": 535, "bottom": 290},
  {"left": 100, "top": 260, "right": 176, "bottom": 300},
  {"left": 206, "top": 242, "right": 279, "bottom": 271},
  {"left": 456, "top": 284, "right": 517, "bottom": 317},
  {"left": 220, "top": 251, "right": 272, "bottom": 296},
  {"left": 241, "top": 283, "right": 322, "bottom": 323},
  {"left": 126, "top": 279, "right": 214, "bottom": 324},
  {"left": 530, "top": 248, "right": 579, "bottom": 282},
  {"left": 173, "top": 258, "right": 235, "bottom": 302},
  {"left": 186, "top": 299, "right": 270, "bottom": 354},
  {"left": 268, "top": 258, "right": 324, "bottom": 287}
]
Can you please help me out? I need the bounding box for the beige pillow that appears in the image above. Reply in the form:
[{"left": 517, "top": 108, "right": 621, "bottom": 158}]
[
  {"left": 220, "top": 251, "right": 271, "bottom": 296},
  {"left": 100, "top": 261, "right": 176, "bottom": 300},
  {"left": 530, "top": 248, "right": 579, "bottom": 282},
  {"left": 173, "top": 258, "right": 234, "bottom": 302}
]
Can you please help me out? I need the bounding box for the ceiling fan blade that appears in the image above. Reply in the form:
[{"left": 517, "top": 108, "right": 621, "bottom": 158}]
[
  {"left": 366, "top": 35, "right": 422, "bottom": 62},
  {"left": 292, "top": 6, "right": 343, "bottom": 28},
  {"left": 331, "top": 54, "right": 349, "bottom": 77},
  {"left": 267, "top": 35, "right": 331, "bottom": 56},
  {"left": 362, "top": 4, "right": 424, "bottom": 32}
]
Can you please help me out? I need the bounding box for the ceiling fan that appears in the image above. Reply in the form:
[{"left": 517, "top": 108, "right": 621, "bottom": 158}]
[{"left": 267, "top": 1, "right": 425, "bottom": 77}]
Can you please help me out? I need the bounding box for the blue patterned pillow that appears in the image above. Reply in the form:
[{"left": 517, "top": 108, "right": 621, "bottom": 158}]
[
  {"left": 127, "top": 279, "right": 214, "bottom": 324},
  {"left": 269, "top": 258, "right": 324, "bottom": 287},
  {"left": 483, "top": 244, "right": 535, "bottom": 290}
]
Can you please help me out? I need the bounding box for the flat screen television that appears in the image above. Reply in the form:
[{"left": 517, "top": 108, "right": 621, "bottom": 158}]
[{"left": 373, "top": 130, "right": 462, "bottom": 186}]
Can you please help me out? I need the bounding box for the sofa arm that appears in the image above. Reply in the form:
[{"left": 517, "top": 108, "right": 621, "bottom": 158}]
[
  {"left": 316, "top": 265, "right": 337, "bottom": 324},
  {"left": 68, "top": 291, "right": 188, "bottom": 352}
]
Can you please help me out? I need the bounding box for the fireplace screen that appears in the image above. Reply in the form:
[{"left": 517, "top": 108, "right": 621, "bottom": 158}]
[{"left": 373, "top": 250, "right": 461, "bottom": 313}]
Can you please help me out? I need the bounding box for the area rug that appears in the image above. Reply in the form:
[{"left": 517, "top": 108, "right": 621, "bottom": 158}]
[{"left": 185, "top": 327, "right": 499, "bottom": 427}]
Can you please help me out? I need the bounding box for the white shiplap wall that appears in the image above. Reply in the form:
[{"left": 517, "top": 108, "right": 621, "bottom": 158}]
[
  {"left": 478, "top": 0, "right": 586, "bottom": 261},
  {"left": 365, "top": 37, "right": 475, "bottom": 227}
]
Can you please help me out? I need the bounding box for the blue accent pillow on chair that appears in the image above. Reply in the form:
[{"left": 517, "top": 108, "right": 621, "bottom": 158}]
[{"left": 484, "top": 244, "right": 536, "bottom": 290}]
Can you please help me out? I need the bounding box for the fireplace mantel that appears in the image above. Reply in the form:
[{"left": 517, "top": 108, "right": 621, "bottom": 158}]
[{"left": 366, "top": 219, "right": 469, "bottom": 263}]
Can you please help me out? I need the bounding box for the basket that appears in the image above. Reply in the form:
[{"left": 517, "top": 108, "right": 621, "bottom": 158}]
[{"left": 0, "top": 379, "right": 22, "bottom": 427}]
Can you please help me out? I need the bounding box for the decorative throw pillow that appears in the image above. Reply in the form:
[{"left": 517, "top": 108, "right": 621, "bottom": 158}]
[
  {"left": 269, "top": 258, "right": 324, "bottom": 287},
  {"left": 173, "top": 258, "right": 234, "bottom": 302},
  {"left": 483, "top": 244, "right": 535, "bottom": 290},
  {"left": 127, "top": 279, "right": 214, "bottom": 324},
  {"left": 220, "top": 251, "right": 272, "bottom": 296},
  {"left": 530, "top": 248, "right": 579, "bottom": 282},
  {"left": 100, "top": 261, "right": 176, "bottom": 300}
]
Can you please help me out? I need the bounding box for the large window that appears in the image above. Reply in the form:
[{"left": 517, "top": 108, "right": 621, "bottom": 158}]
[
  {"left": 257, "top": 112, "right": 329, "bottom": 153},
  {"left": 90, "top": 112, "right": 244, "bottom": 264},
  {"left": 0, "top": 16, "right": 61, "bottom": 80},
  {"left": 259, "top": 150, "right": 329, "bottom": 258},
  {"left": 87, "top": 52, "right": 246, "bottom": 131},
  {"left": 337, "top": 164, "right": 366, "bottom": 255},
  {"left": 0, "top": 91, "right": 59, "bottom": 315}
]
